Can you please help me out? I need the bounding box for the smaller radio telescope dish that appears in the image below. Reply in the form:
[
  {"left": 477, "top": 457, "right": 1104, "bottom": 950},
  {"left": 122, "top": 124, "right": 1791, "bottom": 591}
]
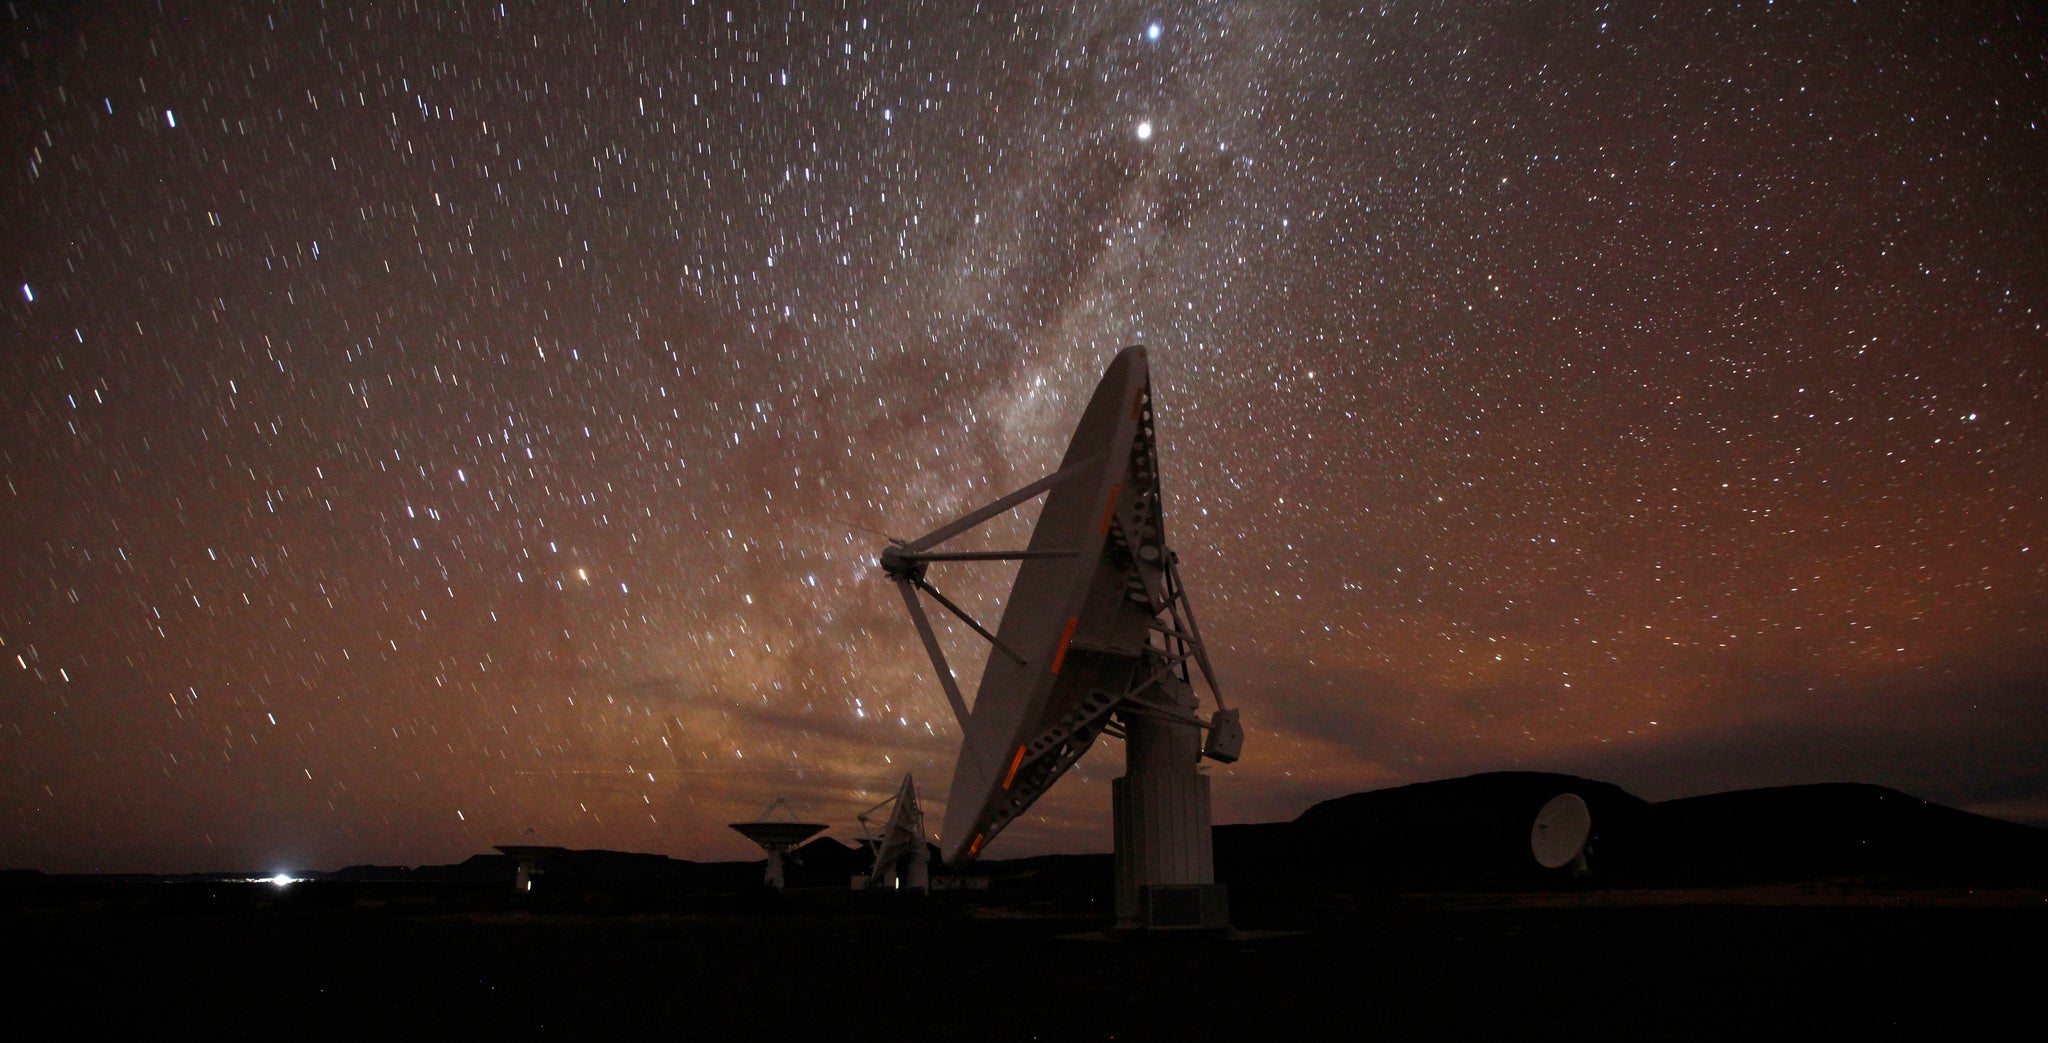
[
  {"left": 494, "top": 844, "right": 567, "bottom": 893},
  {"left": 855, "top": 773, "right": 929, "bottom": 892},
  {"left": 730, "top": 798, "right": 828, "bottom": 889},
  {"left": 1530, "top": 792, "right": 1593, "bottom": 871}
]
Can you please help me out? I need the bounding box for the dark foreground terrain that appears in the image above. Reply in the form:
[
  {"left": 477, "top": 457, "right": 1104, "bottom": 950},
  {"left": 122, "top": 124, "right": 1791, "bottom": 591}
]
[
  {"left": 9, "top": 879, "right": 2042, "bottom": 1041},
  {"left": 15, "top": 774, "right": 2044, "bottom": 1039}
]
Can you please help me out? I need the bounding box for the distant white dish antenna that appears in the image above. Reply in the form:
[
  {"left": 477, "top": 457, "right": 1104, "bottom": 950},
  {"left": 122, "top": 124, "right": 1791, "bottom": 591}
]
[
  {"left": 494, "top": 844, "right": 566, "bottom": 894},
  {"left": 879, "top": 346, "right": 1240, "bottom": 930},
  {"left": 855, "top": 773, "right": 929, "bottom": 892},
  {"left": 729, "top": 798, "right": 827, "bottom": 889},
  {"left": 1530, "top": 792, "right": 1593, "bottom": 873}
]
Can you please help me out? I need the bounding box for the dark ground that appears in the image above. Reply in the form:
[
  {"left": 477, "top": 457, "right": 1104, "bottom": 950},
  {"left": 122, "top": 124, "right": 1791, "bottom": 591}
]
[
  {"left": 9, "top": 879, "right": 2042, "bottom": 1041},
  {"left": 15, "top": 776, "right": 2045, "bottom": 1039}
]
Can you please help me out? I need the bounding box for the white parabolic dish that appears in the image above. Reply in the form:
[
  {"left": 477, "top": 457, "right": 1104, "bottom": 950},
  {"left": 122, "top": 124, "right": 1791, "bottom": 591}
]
[
  {"left": 938, "top": 349, "right": 1151, "bottom": 864},
  {"left": 880, "top": 345, "right": 1234, "bottom": 878},
  {"left": 1530, "top": 792, "right": 1593, "bottom": 869}
]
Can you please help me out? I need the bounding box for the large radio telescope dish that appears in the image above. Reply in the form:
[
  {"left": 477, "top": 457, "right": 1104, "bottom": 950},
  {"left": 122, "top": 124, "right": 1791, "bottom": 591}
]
[{"left": 879, "top": 346, "right": 1239, "bottom": 928}]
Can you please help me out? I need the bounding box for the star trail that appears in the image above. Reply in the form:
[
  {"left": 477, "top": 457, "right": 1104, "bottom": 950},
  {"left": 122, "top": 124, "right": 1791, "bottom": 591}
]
[{"left": 4, "top": 2, "right": 2045, "bottom": 873}]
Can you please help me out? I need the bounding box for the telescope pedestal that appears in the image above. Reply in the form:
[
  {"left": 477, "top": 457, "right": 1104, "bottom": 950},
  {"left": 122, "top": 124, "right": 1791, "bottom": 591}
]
[{"left": 1112, "top": 702, "right": 1228, "bottom": 931}]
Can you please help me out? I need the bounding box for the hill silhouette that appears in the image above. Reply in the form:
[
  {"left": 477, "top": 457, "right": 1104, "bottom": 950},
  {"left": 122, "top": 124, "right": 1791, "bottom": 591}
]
[
  {"left": 8, "top": 773, "right": 2039, "bottom": 894},
  {"left": 1639, "top": 782, "right": 2048, "bottom": 885},
  {"left": 1212, "top": 772, "right": 2048, "bottom": 894},
  {"left": 1220, "top": 771, "right": 1648, "bottom": 892}
]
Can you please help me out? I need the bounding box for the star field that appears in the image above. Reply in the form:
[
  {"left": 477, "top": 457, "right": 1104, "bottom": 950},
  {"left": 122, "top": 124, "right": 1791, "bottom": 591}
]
[{"left": 4, "top": 2, "right": 2045, "bottom": 873}]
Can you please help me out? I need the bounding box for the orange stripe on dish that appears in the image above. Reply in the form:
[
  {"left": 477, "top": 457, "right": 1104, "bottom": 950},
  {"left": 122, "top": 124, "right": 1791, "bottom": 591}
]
[
  {"left": 1050, "top": 615, "right": 1079, "bottom": 673},
  {"left": 1002, "top": 745, "right": 1028, "bottom": 790},
  {"left": 1098, "top": 483, "right": 1122, "bottom": 535}
]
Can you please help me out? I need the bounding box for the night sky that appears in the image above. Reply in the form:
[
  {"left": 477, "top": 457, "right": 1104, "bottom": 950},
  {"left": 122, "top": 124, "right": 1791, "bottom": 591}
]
[{"left": 5, "top": 2, "right": 2045, "bottom": 874}]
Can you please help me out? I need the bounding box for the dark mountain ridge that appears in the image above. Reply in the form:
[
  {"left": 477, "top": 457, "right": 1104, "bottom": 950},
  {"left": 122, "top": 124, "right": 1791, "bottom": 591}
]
[
  {"left": 1215, "top": 772, "right": 2048, "bottom": 893},
  {"left": 7, "top": 774, "right": 2041, "bottom": 893}
]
